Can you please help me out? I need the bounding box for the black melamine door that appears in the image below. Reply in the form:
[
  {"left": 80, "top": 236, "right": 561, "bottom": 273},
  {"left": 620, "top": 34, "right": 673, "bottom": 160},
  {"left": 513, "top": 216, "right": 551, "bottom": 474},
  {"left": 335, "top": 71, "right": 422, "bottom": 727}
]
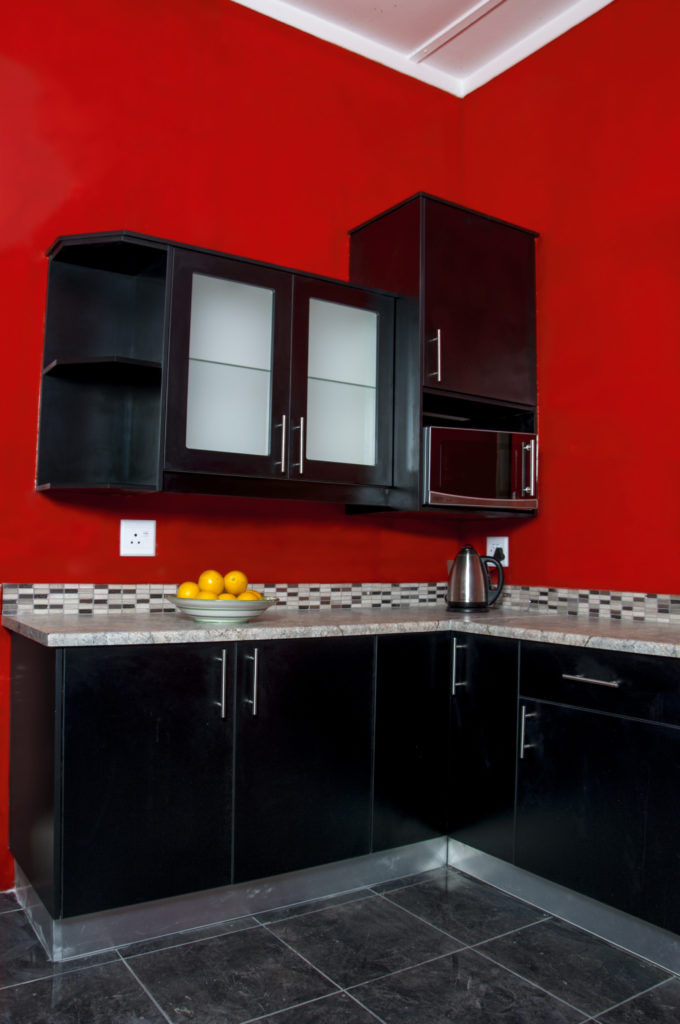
[
  {"left": 515, "top": 700, "right": 647, "bottom": 917},
  {"left": 349, "top": 194, "right": 537, "bottom": 408},
  {"left": 165, "top": 247, "right": 293, "bottom": 480},
  {"left": 373, "top": 632, "right": 450, "bottom": 851},
  {"left": 633, "top": 721, "right": 680, "bottom": 933},
  {"left": 59, "top": 643, "right": 233, "bottom": 917},
  {"left": 422, "top": 200, "right": 536, "bottom": 405},
  {"left": 233, "top": 637, "right": 374, "bottom": 883},
  {"left": 449, "top": 634, "right": 518, "bottom": 862},
  {"left": 289, "top": 276, "right": 394, "bottom": 487}
]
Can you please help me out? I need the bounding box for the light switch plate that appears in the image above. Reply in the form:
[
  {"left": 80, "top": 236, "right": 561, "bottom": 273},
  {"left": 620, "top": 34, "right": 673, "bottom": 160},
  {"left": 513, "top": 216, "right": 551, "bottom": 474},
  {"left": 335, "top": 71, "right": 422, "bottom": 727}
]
[
  {"left": 120, "top": 520, "right": 156, "bottom": 557},
  {"left": 486, "top": 536, "right": 509, "bottom": 567}
]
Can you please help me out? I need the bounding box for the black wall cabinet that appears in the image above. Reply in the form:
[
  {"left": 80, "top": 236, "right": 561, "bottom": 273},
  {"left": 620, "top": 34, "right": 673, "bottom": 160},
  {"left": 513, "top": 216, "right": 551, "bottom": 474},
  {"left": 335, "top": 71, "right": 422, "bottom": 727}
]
[
  {"left": 36, "top": 232, "right": 399, "bottom": 505},
  {"left": 349, "top": 193, "right": 537, "bottom": 409}
]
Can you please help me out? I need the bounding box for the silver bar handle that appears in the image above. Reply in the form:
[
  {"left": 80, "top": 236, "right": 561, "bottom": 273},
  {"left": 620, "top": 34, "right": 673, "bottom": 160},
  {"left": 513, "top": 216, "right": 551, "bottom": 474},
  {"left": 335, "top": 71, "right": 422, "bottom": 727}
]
[
  {"left": 451, "top": 637, "right": 467, "bottom": 695},
  {"left": 245, "top": 648, "right": 259, "bottom": 716},
  {"left": 277, "top": 414, "right": 287, "bottom": 474},
  {"left": 294, "top": 416, "right": 305, "bottom": 475},
  {"left": 522, "top": 439, "right": 536, "bottom": 497},
  {"left": 562, "top": 673, "right": 621, "bottom": 689},
  {"left": 520, "top": 704, "right": 537, "bottom": 759},
  {"left": 427, "top": 328, "right": 442, "bottom": 383},
  {"left": 219, "top": 650, "right": 227, "bottom": 719}
]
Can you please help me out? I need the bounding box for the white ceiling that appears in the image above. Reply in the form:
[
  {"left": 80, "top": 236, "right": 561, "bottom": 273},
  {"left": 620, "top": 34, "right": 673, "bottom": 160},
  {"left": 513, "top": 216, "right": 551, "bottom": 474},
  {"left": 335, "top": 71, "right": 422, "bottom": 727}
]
[{"left": 230, "top": 0, "right": 616, "bottom": 95}]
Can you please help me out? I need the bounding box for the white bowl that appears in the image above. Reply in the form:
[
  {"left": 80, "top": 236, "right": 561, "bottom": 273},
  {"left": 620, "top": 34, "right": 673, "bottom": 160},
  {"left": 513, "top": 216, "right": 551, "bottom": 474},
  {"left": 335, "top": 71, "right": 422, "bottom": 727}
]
[{"left": 165, "top": 595, "right": 277, "bottom": 624}]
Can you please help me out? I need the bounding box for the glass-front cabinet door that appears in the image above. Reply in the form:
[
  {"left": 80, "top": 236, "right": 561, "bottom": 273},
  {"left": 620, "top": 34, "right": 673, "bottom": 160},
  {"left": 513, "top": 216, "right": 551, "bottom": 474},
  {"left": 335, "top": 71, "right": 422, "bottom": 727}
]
[
  {"left": 165, "top": 250, "right": 394, "bottom": 490},
  {"left": 290, "top": 276, "right": 394, "bottom": 486},
  {"left": 164, "top": 249, "right": 292, "bottom": 478}
]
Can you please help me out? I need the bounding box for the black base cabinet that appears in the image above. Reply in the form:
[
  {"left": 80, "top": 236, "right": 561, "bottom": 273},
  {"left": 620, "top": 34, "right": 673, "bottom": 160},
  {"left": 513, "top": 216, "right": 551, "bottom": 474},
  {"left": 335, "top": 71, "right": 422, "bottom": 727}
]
[
  {"left": 516, "top": 640, "right": 680, "bottom": 933},
  {"left": 10, "top": 633, "right": 378, "bottom": 919},
  {"left": 448, "top": 634, "right": 518, "bottom": 862},
  {"left": 10, "top": 636, "right": 232, "bottom": 918},
  {"left": 373, "top": 632, "right": 451, "bottom": 851},
  {"left": 232, "top": 637, "right": 374, "bottom": 883}
]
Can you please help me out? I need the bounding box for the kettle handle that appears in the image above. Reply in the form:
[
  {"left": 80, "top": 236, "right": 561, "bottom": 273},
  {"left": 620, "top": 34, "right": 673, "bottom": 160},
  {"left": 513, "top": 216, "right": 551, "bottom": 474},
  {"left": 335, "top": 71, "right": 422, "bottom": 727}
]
[{"left": 481, "top": 557, "right": 504, "bottom": 606}]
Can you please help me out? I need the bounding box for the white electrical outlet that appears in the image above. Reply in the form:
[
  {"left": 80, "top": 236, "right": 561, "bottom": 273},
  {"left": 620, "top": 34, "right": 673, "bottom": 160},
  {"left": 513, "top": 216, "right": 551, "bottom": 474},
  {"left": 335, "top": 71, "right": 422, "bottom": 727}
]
[
  {"left": 120, "top": 520, "right": 156, "bottom": 557},
  {"left": 486, "top": 536, "right": 509, "bottom": 567}
]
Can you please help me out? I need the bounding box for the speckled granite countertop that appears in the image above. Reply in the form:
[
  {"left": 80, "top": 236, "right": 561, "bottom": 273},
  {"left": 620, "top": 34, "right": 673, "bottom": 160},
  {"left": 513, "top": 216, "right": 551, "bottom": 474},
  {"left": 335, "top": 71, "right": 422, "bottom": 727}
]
[{"left": 5, "top": 604, "right": 680, "bottom": 658}]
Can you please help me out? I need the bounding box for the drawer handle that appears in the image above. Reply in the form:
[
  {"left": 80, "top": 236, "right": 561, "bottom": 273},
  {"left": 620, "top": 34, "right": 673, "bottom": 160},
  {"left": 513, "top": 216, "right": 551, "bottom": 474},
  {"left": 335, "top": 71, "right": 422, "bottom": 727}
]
[{"left": 561, "top": 673, "right": 621, "bottom": 689}]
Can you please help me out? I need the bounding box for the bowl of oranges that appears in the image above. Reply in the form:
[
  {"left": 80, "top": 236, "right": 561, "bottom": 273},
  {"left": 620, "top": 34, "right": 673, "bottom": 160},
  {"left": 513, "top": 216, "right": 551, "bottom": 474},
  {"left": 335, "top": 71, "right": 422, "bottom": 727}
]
[{"left": 166, "top": 570, "right": 276, "bottom": 624}]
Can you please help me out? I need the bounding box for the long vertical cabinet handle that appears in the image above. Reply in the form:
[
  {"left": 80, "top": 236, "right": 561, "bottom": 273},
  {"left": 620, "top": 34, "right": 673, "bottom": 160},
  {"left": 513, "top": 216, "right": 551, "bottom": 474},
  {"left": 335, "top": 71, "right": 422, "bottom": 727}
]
[
  {"left": 519, "top": 704, "right": 537, "bottom": 759},
  {"left": 277, "top": 414, "right": 287, "bottom": 474},
  {"left": 522, "top": 439, "right": 536, "bottom": 497},
  {"left": 245, "top": 648, "right": 259, "bottom": 716},
  {"left": 451, "top": 637, "right": 467, "bottom": 695},
  {"left": 427, "top": 329, "right": 442, "bottom": 383},
  {"left": 220, "top": 649, "right": 228, "bottom": 719},
  {"left": 297, "top": 416, "right": 305, "bottom": 475}
]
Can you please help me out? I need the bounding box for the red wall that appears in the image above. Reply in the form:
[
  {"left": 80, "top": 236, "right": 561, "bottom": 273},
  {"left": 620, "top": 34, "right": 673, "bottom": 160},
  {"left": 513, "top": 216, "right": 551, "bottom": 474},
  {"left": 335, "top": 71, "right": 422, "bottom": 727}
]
[
  {"left": 457, "top": 0, "right": 680, "bottom": 592},
  {"left": 1, "top": 0, "right": 678, "bottom": 888},
  {"left": 1, "top": 0, "right": 465, "bottom": 889}
]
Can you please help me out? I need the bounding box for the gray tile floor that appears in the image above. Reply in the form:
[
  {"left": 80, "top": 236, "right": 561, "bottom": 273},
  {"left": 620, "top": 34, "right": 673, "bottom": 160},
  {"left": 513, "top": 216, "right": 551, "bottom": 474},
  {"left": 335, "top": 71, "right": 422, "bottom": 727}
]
[{"left": 1, "top": 867, "right": 679, "bottom": 1023}]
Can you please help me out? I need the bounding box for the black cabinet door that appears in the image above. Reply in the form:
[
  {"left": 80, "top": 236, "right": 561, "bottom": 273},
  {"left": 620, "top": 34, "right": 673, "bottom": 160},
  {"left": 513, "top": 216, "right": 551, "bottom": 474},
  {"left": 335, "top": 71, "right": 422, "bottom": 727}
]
[
  {"left": 515, "top": 699, "right": 647, "bottom": 916},
  {"left": 633, "top": 721, "right": 680, "bottom": 933},
  {"left": 59, "top": 643, "right": 233, "bottom": 917},
  {"left": 350, "top": 194, "right": 537, "bottom": 408},
  {"left": 373, "top": 632, "right": 450, "bottom": 851},
  {"left": 165, "top": 248, "right": 293, "bottom": 480},
  {"left": 423, "top": 201, "right": 536, "bottom": 406},
  {"left": 233, "top": 637, "right": 374, "bottom": 883},
  {"left": 516, "top": 697, "right": 680, "bottom": 932},
  {"left": 449, "top": 634, "right": 518, "bottom": 862},
  {"left": 289, "top": 275, "right": 394, "bottom": 487}
]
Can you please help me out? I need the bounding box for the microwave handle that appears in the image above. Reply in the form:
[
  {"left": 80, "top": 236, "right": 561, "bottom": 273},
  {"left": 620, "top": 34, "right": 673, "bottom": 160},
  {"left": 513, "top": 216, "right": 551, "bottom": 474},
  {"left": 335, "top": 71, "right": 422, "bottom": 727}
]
[{"left": 521, "top": 439, "right": 536, "bottom": 497}]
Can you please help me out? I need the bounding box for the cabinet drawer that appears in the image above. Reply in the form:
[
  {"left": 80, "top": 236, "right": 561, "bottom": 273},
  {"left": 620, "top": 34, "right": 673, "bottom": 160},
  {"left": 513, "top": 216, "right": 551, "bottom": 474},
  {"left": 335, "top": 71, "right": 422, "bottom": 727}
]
[{"left": 520, "top": 640, "right": 680, "bottom": 725}]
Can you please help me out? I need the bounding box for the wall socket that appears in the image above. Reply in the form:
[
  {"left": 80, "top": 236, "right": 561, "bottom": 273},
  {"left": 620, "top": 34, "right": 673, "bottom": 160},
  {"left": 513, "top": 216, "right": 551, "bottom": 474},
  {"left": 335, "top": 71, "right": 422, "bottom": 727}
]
[
  {"left": 120, "top": 520, "right": 156, "bottom": 557},
  {"left": 486, "top": 536, "right": 509, "bottom": 567}
]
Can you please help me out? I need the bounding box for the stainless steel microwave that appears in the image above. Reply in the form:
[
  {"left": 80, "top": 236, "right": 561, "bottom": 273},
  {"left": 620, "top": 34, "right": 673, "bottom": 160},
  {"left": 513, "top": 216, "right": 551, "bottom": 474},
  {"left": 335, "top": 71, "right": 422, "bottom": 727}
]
[{"left": 423, "top": 426, "right": 538, "bottom": 512}]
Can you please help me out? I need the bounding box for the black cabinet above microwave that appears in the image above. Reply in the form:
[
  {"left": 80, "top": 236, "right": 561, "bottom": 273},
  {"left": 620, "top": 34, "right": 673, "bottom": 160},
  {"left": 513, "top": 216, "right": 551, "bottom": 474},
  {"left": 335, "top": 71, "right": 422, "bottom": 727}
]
[
  {"left": 349, "top": 194, "right": 539, "bottom": 516},
  {"left": 36, "top": 232, "right": 400, "bottom": 506}
]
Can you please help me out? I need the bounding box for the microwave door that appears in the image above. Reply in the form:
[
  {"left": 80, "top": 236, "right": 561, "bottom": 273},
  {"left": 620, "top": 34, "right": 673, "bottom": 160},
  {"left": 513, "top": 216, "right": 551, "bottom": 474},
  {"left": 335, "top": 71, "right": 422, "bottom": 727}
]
[{"left": 424, "top": 427, "right": 538, "bottom": 510}]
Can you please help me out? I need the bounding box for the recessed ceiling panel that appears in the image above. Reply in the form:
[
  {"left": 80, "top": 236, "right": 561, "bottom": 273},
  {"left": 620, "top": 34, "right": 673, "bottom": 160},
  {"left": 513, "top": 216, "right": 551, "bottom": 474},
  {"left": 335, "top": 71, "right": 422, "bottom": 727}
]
[{"left": 229, "top": 0, "right": 617, "bottom": 95}]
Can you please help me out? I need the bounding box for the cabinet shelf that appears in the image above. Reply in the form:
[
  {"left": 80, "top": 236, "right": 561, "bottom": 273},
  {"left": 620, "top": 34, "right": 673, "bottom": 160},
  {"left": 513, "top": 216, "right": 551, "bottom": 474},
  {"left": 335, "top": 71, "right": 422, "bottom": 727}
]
[{"left": 43, "top": 357, "right": 162, "bottom": 383}]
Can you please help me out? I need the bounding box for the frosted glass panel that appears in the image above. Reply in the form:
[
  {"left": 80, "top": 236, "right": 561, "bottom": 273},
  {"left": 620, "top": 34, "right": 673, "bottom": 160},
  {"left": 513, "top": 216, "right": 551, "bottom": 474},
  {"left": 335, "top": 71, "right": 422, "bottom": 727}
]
[
  {"left": 189, "top": 274, "right": 273, "bottom": 370},
  {"left": 306, "top": 379, "right": 375, "bottom": 466},
  {"left": 186, "top": 359, "right": 270, "bottom": 456},
  {"left": 307, "top": 300, "right": 377, "bottom": 386}
]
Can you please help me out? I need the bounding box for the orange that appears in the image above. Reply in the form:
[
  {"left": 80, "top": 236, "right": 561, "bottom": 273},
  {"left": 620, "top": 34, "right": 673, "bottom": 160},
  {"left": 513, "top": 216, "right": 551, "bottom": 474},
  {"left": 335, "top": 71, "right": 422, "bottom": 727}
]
[
  {"left": 197, "top": 570, "right": 224, "bottom": 595},
  {"left": 218, "top": 593, "right": 237, "bottom": 600},
  {"left": 237, "top": 589, "right": 264, "bottom": 601},
  {"left": 176, "top": 581, "right": 200, "bottom": 599},
  {"left": 224, "top": 570, "right": 248, "bottom": 595},
  {"left": 196, "top": 590, "right": 218, "bottom": 600}
]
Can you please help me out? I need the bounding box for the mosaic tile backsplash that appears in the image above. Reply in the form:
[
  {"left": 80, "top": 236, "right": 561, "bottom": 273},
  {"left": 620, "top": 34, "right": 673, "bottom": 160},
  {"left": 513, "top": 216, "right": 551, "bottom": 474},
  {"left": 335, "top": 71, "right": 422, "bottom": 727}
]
[{"left": 3, "top": 582, "right": 680, "bottom": 622}]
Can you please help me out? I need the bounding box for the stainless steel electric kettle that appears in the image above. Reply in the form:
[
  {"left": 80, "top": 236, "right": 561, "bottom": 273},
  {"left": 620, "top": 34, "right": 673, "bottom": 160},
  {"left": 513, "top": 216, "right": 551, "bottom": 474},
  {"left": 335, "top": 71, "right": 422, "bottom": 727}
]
[{"left": 447, "top": 545, "right": 504, "bottom": 611}]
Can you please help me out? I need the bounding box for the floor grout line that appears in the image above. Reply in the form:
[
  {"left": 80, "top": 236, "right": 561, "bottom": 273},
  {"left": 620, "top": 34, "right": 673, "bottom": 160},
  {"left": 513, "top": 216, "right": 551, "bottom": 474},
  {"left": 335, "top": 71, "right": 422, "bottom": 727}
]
[{"left": 119, "top": 955, "right": 175, "bottom": 1024}]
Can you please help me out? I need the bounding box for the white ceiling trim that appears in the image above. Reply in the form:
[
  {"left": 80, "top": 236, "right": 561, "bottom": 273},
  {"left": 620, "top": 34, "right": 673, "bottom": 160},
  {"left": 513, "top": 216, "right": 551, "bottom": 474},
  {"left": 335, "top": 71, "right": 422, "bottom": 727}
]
[
  {"left": 459, "top": 0, "right": 617, "bottom": 95},
  {"left": 228, "top": 0, "right": 467, "bottom": 95},
  {"left": 228, "top": 0, "right": 616, "bottom": 97}
]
